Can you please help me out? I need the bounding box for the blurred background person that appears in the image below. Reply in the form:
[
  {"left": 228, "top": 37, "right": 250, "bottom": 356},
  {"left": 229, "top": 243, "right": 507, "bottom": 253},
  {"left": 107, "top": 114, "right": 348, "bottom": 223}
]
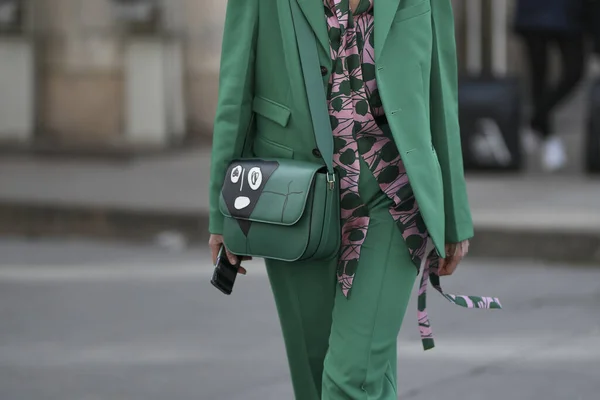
[{"left": 513, "top": 0, "right": 588, "bottom": 171}]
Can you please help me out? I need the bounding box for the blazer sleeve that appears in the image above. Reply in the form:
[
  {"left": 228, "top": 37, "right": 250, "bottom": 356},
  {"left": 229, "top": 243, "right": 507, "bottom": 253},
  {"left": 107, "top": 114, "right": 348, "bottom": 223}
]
[
  {"left": 429, "top": 0, "right": 474, "bottom": 243},
  {"left": 208, "top": 0, "right": 259, "bottom": 235}
]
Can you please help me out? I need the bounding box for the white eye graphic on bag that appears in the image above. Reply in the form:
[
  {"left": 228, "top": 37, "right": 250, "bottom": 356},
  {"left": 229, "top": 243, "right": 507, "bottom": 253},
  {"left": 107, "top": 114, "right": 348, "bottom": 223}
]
[
  {"left": 230, "top": 165, "right": 242, "bottom": 183},
  {"left": 248, "top": 167, "right": 263, "bottom": 190}
]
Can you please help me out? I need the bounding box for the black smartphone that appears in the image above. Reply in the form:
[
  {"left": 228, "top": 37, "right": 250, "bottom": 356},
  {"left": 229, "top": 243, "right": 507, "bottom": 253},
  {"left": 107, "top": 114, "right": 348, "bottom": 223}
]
[{"left": 210, "top": 246, "right": 240, "bottom": 295}]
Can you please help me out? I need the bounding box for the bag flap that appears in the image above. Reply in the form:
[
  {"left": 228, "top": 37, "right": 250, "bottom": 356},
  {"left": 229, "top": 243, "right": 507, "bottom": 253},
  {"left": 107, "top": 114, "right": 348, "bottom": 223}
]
[{"left": 219, "top": 158, "right": 322, "bottom": 226}]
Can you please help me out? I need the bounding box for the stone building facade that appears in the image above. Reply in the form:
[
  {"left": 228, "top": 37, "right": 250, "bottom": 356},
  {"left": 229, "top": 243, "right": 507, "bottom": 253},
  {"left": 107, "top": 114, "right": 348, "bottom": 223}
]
[{"left": 0, "top": 0, "right": 525, "bottom": 151}]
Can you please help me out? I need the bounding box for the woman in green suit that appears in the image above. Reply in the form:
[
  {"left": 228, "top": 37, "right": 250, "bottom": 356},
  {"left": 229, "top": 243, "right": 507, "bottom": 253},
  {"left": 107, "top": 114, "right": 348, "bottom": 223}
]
[{"left": 208, "top": 0, "right": 501, "bottom": 398}]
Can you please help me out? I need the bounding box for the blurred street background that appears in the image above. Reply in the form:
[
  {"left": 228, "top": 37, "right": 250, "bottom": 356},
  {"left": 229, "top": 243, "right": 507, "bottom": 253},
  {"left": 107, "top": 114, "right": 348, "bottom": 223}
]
[{"left": 0, "top": 0, "right": 599, "bottom": 399}]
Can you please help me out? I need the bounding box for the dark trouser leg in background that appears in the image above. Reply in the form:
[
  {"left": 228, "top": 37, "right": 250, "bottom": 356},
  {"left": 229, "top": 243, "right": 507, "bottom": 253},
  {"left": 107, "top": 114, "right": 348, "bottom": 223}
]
[
  {"left": 523, "top": 32, "right": 550, "bottom": 135},
  {"left": 523, "top": 32, "right": 586, "bottom": 138}
]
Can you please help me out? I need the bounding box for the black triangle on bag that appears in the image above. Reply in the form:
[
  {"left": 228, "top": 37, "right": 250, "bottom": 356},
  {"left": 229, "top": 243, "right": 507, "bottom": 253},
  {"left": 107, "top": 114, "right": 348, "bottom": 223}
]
[{"left": 222, "top": 160, "right": 279, "bottom": 236}]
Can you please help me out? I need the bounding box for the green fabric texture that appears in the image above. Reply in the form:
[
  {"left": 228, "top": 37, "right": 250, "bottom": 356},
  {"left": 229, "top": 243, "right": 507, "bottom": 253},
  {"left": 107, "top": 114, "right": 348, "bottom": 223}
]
[
  {"left": 217, "top": 0, "right": 341, "bottom": 262},
  {"left": 208, "top": 0, "right": 474, "bottom": 256},
  {"left": 208, "top": 1, "right": 479, "bottom": 396},
  {"left": 266, "top": 163, "right": 417, "bottom": 400}
]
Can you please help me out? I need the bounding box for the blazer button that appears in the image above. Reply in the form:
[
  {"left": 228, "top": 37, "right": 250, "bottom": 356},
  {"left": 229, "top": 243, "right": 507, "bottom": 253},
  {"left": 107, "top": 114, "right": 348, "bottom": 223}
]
[
  {"left": 312, "top": 148, "right": 322, "bottom": 158},
  {"left": 320, "top": 66, "right": 328, "bottom": 76}
]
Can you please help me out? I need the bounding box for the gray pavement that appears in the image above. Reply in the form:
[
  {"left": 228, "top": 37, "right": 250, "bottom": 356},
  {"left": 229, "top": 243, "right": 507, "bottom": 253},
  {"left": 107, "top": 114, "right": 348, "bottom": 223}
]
[
  {"left": 0, "top": 238, "right": 599, "bottom": 400},
  {"left": 1, "top": 148, "right": 600, "bottom": 230},
  {"left": 1, "top": 145, "right": 600, "bottom": 262}
]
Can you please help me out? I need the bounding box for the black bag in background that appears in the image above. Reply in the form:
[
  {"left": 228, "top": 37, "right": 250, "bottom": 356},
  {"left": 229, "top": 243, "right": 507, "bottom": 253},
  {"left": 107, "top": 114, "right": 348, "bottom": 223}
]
[
  {"left": 457, "top": 0, "right": 523, "bottom": 172},
  {"left": 585, "top": 78, "right": 600, "bottom": 173},
  {"left": 459, "top": 77, "right": 523, "bottom": 171}
]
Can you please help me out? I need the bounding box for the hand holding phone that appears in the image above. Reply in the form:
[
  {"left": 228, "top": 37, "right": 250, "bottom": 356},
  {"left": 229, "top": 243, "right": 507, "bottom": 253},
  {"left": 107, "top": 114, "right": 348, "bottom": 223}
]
[
  {"left": 209, "top": 234, "right": 248, "bottom": 275},
  {"left": 210, "top": 246, "right": 240, "bottom": 295}
]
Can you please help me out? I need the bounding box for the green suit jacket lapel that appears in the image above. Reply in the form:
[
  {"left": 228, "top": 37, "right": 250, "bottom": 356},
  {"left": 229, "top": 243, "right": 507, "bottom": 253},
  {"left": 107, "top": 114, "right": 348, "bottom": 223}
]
[
  {"left": 374, "top": 0, "right": 401, "bottom": 59},
  {"left": 296, "top": 0, "right": 330, "bottom": 59}
]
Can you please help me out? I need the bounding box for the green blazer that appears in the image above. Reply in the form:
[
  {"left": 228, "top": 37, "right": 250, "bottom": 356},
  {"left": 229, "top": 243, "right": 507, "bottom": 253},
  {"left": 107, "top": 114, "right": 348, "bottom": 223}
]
[{"left": 208, "top": 0, "right": 473, "bottom": 258}]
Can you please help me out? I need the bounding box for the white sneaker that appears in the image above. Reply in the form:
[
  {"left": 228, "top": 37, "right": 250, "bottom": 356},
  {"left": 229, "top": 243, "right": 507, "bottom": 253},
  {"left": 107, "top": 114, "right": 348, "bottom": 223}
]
[{"left": 541, "top": 136, "right": 567, "bottom": 171}]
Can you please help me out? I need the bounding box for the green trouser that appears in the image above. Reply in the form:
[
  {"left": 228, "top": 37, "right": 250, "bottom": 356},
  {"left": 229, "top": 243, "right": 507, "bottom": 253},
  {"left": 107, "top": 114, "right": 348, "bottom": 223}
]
[{"left": 265, "top": 164, "right": 418, "bottom": 399}]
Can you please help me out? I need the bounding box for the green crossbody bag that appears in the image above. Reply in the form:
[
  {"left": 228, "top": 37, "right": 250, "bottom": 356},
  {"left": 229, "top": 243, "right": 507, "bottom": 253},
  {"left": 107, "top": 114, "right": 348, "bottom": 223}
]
[{"left": 218, "top": 2, "right": 340, "bottom": 262}]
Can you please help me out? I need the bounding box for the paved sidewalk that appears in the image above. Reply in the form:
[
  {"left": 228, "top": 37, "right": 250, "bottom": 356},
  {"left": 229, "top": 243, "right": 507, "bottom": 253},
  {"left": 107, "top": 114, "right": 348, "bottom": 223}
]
[
  {"left": 0, "top": 147, "right": 599, "bottom": 262},
  {"left": 1, "top": 148, "right": 600, "bottom": 226},
  {"left": 0, "top": 149, "right": 211, "bottom": 214},
  {"left": 1, "top": 238, "right": 599, "bottom": 400}
]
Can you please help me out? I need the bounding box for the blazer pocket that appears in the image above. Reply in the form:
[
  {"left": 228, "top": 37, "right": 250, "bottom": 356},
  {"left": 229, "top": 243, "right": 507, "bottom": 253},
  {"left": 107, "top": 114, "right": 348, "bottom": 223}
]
[
  {"left": 252, "top": 96, "right": 291, "bottom": 128},
  {"left": 253, "top": 135, "right": 294, "bottom": 159},
  {"left": 395, "top": 0, "right": 431, "bottom": 23}
]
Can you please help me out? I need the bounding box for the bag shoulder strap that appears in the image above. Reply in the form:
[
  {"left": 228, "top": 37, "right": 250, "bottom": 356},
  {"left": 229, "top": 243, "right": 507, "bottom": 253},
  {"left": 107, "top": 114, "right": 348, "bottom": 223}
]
[{"left": 290, "top": 1, "right": 335, "bottom": 176}]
